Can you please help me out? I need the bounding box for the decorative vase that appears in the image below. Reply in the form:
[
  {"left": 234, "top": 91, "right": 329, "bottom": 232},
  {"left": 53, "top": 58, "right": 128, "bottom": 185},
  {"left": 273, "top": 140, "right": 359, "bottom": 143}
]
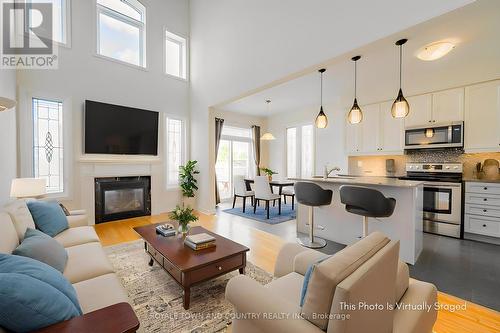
[
  {"left": 178, "top": 223, "right": 190, "bottom": 238},
  {"left": 268, "top": 175, "right": 272, "bottom": 181}
]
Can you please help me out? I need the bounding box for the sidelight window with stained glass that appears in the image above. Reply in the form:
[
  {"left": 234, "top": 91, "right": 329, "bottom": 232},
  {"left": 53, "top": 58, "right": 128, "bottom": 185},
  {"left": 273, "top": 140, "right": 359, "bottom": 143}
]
[{"left": 32, "top": 98, "right": 64, "bottom": 194}]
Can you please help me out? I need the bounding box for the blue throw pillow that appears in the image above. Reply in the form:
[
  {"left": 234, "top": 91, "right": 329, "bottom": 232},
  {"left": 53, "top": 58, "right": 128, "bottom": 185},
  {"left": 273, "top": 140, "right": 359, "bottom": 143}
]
[
  {"left": 27, "top": 200, "right": 69, "bottom": 237},
  {"left": 300, "top": 255, "right": 331, "bottom": 307},
  {"left": 0, "top": 254, "right": 82, "bottom": 315},
  {"left": 13, "top": 228, "right": 68, "bottom": 273},
  {"left": 0, "top": 273, "right": 81, "bottom": 332}
]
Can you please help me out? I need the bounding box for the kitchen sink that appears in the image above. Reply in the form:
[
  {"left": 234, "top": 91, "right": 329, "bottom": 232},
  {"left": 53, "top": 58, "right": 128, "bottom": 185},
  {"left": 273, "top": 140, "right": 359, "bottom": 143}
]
[{"left": 312, "top": 175, "right": 356, "bottom": 180}]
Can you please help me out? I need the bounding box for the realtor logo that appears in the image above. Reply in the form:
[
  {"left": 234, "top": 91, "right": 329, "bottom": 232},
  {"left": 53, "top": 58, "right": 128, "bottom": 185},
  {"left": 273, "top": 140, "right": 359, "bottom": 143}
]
[{"left": 1, "top": 1, "right": 58, "bottom": 69}]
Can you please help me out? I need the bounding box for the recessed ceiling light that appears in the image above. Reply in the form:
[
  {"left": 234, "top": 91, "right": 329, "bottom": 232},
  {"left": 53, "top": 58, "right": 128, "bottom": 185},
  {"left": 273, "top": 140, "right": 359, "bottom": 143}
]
[{"left": 417, "top": 41, "right": 455, "bottom": 61}]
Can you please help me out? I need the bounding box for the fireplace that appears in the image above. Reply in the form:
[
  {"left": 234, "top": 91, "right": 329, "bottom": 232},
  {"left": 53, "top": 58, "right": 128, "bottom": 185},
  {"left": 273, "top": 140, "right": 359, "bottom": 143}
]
[{"left": 94, "top": 176, "right": 151, "bottom": 224}]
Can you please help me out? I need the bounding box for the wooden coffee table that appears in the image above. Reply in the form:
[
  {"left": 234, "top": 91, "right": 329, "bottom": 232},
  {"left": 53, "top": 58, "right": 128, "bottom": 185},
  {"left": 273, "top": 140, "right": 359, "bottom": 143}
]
[{"left": 133, "top": 224, "right": 249, "bottom": 310}]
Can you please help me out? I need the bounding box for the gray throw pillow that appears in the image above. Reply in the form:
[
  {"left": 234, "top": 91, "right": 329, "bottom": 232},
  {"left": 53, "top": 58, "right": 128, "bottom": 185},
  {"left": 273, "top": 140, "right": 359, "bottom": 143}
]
[{"left": 13, "top": 228, "right": 68, "bottom": 273}]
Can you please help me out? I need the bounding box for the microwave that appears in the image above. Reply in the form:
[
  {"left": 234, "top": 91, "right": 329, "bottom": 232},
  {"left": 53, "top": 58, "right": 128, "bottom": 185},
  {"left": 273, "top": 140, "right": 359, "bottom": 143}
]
[{"left": 404, "top": 122, "right": 464, "bottom": 150}]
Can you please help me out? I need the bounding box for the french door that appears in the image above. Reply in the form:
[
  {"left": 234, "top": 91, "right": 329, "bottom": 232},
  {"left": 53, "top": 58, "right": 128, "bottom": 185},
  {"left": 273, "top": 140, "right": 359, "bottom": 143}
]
[{"left": 216, "top": 136, "right": 252, "bottom": 201}]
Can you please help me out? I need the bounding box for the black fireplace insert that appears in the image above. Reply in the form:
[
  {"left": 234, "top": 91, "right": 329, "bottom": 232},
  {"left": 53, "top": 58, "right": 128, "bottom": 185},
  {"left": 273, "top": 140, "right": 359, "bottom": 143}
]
[{"left": 94, "top": 176, "right": 151, "bottom": 224}]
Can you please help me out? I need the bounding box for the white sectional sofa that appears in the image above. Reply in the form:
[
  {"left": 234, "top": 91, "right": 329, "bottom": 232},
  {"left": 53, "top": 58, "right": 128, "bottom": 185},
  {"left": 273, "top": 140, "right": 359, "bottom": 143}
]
[{"left": 0, "top": 203, "right": 139, "bottom": 333}]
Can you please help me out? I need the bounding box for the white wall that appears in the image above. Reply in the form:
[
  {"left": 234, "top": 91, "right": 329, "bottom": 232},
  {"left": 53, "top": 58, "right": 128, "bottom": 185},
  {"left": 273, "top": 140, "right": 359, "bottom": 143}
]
[
  {"left": 0, "top": 69, "right": 17, "bottom": 204},
  {"left": 15, "top": 0, "right": 190, "bottom": 217},
  {"left": 266, "top": 106, "right": 348, "bottom": 178},
  {"left": 190, "top": 0, "right": 472, "bottom": 213}
]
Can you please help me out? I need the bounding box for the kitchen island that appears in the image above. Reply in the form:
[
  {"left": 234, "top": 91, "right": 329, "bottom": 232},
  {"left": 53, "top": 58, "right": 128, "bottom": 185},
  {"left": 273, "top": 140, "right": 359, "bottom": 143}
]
[{"left": 291, "top": 176, "right": 424, "bottom": 264}]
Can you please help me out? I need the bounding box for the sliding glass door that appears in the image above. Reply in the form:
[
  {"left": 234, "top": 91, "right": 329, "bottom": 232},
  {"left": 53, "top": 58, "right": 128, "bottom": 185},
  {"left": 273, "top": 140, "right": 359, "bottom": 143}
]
[{"left": 215, "top": 126, "right": 253, "bottom": 201}]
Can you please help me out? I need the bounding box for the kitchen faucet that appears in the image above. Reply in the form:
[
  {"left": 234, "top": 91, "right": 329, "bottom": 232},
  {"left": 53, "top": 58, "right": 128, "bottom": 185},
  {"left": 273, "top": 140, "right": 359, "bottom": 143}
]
[{"left": 324, "top": 165, "right": 341, "bottom": 179}]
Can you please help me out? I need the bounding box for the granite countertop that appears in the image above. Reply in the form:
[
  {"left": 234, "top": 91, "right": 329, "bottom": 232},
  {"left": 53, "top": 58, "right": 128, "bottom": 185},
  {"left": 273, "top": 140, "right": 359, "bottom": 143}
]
[
  {"left": 290, "top": 176, "right": 424, "bottom": 188},
  {"left": 463, "top": 177, "right": 500, "bottom": 183}
]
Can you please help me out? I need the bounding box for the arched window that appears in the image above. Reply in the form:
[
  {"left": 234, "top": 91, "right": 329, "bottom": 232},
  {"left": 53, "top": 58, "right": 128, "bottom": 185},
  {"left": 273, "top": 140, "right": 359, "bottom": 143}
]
[{"left": 96, "top": 0, "right": 146, "bottom": 67}]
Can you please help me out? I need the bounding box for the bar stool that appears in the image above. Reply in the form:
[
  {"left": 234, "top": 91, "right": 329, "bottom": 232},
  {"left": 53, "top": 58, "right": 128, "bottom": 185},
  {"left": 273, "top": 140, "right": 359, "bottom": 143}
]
[
  {"left": 339, "top": 185, "right": 396, "bottom": 238},
  {"left": 295, "top": 182, "right": 333, "bottom": 249}
]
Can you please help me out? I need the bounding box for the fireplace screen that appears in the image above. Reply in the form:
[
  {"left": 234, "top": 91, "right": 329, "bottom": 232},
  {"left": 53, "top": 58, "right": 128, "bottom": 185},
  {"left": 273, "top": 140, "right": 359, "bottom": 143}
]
[{"left": 104, "top": 188, "right": 144, "bottom": 215}]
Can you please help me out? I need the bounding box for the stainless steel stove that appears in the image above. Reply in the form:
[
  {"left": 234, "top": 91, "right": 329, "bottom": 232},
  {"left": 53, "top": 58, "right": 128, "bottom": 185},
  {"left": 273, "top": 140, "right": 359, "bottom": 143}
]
[{"left": 399, "top": 163, "right": 463, "bottom": 238}]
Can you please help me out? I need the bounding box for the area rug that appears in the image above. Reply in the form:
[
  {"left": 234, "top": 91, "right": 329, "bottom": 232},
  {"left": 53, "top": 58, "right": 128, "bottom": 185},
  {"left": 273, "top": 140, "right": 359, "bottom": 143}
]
[
  {"left": 223, "top": 203, "right": 296, "bottom": 224},
  {"left": 105, "top": 240, "right": 273, "bottom": 333}
]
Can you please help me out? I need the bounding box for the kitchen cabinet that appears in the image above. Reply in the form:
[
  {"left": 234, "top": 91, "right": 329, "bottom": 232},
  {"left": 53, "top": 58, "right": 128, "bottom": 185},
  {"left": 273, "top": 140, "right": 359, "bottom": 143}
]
[
  {"left": 345, "top": 102, "right": 403, "bottom": 155},
  {"left": 379, "top": 101, "right": 404, "bottom": 153},
  {"left": 464, "top": 181, "right": 500, "bottom": 243},
  {"left": 345, "top": 120, "right": 362, "bottom": 154},
  {"left": 464, "top": 80, "right": 500, "bottom": 152},
  {"left": 403, "top": 88, "right": 464, "bottom": 127},
  {"left": 360, "top": 104, "right": 380, "bottom": 153},
  {"left": 404, "top": 94, "right": 432, "bottom": 128},
  {"left": 432, "top": 88, "right": 464, "bottom": 124}
]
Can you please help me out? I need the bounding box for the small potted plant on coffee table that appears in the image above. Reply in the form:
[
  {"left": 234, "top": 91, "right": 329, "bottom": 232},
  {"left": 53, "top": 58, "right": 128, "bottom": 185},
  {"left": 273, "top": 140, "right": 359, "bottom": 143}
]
[
  {"left": 260, "top": 167, "right": 278, "bottom": 181},
  {"left": 170, "top": 205, "right": 198, "bottom": 237}
]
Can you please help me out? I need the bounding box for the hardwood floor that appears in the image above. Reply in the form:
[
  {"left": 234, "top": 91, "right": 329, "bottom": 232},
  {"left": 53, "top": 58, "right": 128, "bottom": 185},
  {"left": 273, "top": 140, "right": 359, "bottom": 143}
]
[{"left": 95, "top": 211, "right": 500, "bottom": 333}]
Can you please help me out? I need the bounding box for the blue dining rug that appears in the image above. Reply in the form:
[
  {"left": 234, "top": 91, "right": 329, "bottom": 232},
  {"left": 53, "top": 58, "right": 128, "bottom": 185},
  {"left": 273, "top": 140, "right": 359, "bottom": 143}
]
[{"left": 223, "top": 203, "right": 296, "bottom": 224}]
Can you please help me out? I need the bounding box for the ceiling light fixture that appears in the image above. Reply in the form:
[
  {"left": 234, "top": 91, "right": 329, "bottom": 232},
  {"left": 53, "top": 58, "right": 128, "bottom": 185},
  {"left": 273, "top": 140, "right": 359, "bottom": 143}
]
[
  {"left": 348, "top": 56, "right": 363, "bottom": 124},
  {"left": 391, "top": 39, "right": 410, "bottom": 119},
  {"left": 417, "top": 41, "right": 455, "bottom": 61},
  {"left": 315, "top": 68, "right": 328, "bottom": 128},
  {"left": 0, "top": 97, "right": 16, "bottom": 112},
  {"left": 260, "top": 100, "right": 276, "bottom": 140}
]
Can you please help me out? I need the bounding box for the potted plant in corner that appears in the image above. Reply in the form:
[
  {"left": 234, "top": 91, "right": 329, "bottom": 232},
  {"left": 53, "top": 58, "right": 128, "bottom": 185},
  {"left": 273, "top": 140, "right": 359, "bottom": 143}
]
[
  {"left": 179, "top": 160, "right": 199, "bottom": 207},
  {"left": 260, "top": 167, "right": 278, "bottom": 181},
  {"left": 170, "top": 205, "right": 198, "bottom": 237}
]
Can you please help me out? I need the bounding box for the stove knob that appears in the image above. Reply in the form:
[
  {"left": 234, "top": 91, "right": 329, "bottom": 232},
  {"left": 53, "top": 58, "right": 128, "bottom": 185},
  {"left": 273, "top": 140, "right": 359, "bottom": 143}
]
[
  {"left": 454, "top": 166, "right": 459, "bottom": 170},
  {"left": 409, "top": 166, "right": 413, "bottom": 169},
  {"left": 445, "top": 166, "right": 450, "bottom": 169}
]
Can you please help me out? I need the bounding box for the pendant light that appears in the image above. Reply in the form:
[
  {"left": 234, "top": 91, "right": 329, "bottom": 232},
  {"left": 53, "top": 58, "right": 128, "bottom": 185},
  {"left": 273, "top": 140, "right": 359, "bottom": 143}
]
[
  {"left": 260, "top": 100, "right": 276, "bottom": 140},
  {"left": 347, "top": 56, "right": 363, "bottom": 124},
  {"left": 315, "top": 68, "right": 328, "bottom": 128},
  {"left": 391, "top": 39, "right": 410, "bottom": 118}
]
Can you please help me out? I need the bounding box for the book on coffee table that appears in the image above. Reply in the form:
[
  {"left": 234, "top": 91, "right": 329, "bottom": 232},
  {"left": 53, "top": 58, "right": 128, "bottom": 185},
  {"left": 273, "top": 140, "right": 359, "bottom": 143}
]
[
  {"left": 186, "top": 233, "right": 216, "bottom": 245},
  {"left": 184, "top": 239, "right": 216, "bottom": 251}
]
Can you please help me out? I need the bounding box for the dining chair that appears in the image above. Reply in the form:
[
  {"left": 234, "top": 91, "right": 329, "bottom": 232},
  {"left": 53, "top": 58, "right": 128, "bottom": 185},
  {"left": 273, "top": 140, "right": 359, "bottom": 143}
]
[
  {"left": 253, "top": 176, "right": 281, "bottom": 219},
  {"left": 281, "top": 187, "right": 295, "bottom": 210},
  {"left": 233, "top": 175, "right": 255, "bottom": 213}
]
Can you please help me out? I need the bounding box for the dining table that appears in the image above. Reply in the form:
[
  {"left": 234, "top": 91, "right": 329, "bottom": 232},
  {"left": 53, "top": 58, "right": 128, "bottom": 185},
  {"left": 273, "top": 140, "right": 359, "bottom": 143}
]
[{"left": 244, "top": 178, "right": 295, "bottom": 195}]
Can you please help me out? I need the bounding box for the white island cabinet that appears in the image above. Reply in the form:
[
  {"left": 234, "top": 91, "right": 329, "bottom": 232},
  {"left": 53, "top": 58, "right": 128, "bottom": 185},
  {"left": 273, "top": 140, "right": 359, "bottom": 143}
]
[{"left": 291, "top": 176, "right": 424, "bottom": 265}]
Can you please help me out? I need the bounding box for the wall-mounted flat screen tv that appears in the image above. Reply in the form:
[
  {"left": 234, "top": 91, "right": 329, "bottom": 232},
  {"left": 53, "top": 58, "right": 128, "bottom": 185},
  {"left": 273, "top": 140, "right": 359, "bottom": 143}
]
[{"left": 84, "top": 100, "right": 159, "bottom": 155}]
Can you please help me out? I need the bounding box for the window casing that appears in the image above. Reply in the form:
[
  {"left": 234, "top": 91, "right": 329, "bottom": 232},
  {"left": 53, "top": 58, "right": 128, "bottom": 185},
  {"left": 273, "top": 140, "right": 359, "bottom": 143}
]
[
  {"left": 27, "top": 0, "right": 71, "bottom": 46},
  {"left": 166, "top": 117, "right": 185, "bottom": 188},
  {"left": 96, "top": 0, "right": 146, "bottom": 67},
  {"left": 165, "top": 30, "right": 187, "bottom": 79},
  {"left": 286, "top": 124, "right": 314, "bottom": 179},
  {"left": 32, "top": 98, "right": 64, "bottom": 194}
]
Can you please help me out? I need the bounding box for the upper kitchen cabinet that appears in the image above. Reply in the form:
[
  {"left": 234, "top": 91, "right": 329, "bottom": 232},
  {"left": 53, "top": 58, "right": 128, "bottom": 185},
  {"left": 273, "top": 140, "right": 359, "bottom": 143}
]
[
  {"left": 404, "top": 88, "right": 464, "bottom": 128},
  {"left": 345, "top": 102, "right": 404, "bottom": 156},
  {"left": 379, "top": 101, "right": 404, "bottom": 153},
  {"left": 432, "top": 88, "right": 464, "bottom": 124},
  {"left": 404, "top": 94, "right": 432, "bottom": 128},
  {"left": 360, "top": 104, "right": 381, "bottom": 153},
  {"left": 465, "top": 80, "right": 500, "bottom": 152}
]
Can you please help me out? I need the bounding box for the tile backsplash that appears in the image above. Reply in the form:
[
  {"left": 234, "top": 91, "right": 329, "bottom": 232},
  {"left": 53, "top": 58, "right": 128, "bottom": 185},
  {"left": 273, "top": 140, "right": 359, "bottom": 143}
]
[{"left": 348, "top": 150, "right": 500, "bottom": 178}]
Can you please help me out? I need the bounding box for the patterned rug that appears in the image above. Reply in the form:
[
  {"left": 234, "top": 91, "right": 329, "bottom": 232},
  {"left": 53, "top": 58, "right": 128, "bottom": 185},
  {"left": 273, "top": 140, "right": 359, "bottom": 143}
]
[
  {"left": 104, "top": 240, "right": 273, "bottom": 333},
  {"left": 223, "top": 203, "right": 296, "bottom": 224}
]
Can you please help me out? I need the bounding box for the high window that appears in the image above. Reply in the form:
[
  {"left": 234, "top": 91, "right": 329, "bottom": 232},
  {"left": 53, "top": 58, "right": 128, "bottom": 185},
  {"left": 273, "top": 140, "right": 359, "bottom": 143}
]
[
  {"left": 28, "top": 0, "right": 71, "bottom": 46},
  {"left": 96, "top": 0, "right": 146, "bottom": 67},
  {"left": 166, "top": 117, "right": 185, "bottom": 188},
  {"left": 165, "top": 30, "right": 187, "bottom": 79},
  {"left": 32, "top": 98, "right": 64, "bottom": 194},
  {"left": 286, "top": 124, "right": 314, "bottom": 178}
]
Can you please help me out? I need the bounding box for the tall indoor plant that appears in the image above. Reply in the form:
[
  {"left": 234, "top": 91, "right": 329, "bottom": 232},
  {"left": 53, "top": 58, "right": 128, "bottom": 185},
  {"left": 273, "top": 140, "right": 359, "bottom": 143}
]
[{"left": 179, "top": 160, "right": 199, "bottom": 207}]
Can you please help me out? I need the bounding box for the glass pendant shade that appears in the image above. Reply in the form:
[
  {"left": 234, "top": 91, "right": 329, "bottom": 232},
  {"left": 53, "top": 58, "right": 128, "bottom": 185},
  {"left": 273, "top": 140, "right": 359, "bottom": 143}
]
[
  {"left": 315, "top": 106, "right": 328, "bottom": 129},
  {"left": 391, "top": 89, "right": 410, "bottom": 118},
  {"left": 425, "top": 128, "right": 435, "bottom": 138},
  {"left": 260, "top": 132, "right": 276, "bottom": 140},
  {"left": 348, "top": 99, "right": 363, "bottom": 124},
  {"left": 0, "top": 97, "right": 16, "bottom": 112}
]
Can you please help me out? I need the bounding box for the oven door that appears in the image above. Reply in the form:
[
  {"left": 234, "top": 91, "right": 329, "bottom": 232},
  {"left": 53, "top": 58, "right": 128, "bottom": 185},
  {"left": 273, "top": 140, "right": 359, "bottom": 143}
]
[{"left": 422, "top": 182, "right": 461, "bottom": 224}]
